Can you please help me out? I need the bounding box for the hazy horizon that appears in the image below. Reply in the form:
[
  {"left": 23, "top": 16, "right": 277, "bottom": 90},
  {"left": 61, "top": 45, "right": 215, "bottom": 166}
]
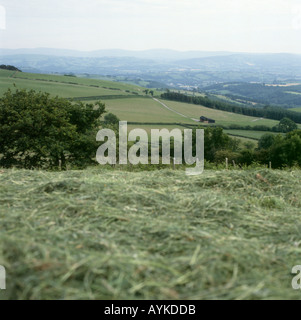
[
  {"left": 1, "top": 47, "right": 301, "bottom": 55},
  {"left": 0, "top": 0, "right": 301, "bottom": 54}
]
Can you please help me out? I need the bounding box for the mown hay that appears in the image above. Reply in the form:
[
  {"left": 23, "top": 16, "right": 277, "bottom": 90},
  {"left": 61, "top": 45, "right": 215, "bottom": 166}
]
[{"left": 0, "top": 168, "right": 301, "bottom": 300}]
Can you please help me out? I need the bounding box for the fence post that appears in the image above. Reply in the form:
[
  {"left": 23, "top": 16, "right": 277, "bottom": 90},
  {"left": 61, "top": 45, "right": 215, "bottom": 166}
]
[
  {"left": 269, "top": 162, "right": 272, "bottom": 169},
  {"left": 232, "top": 160, "right": 236, "bottom": 169},
  {"left": 173, "top": 158, "right": 176, "bottom": 170},
  {"left": 226, "top": 158, "right": 228, "bottom": 170}
]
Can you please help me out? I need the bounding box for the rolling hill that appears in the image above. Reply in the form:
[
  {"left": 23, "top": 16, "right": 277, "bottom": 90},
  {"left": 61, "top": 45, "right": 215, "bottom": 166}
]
[
  {"left": 1, "top": 50, "right": 301, "bottom": 88},
  {"left": 204, "top": 82, "right": 301, "bottom": 108},
  {"left": 292, "top": 107, "right": 301, "bottom": 113},
  {"left": 0, "top": 69, "right": 292, "bottom": 141},
  {"left": 0, "top": 69, "right": 143, "bottom": 98}
]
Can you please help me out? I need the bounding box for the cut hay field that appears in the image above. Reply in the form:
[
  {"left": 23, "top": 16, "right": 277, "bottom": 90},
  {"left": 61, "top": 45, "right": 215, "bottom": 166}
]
[
  {"left": 0, "top": 168, "right": 301, "bottom": 300},
  {"left": 127, "top": 124, "right": 190, "bottom": 134},
  {"left": 159, "top": 99, "right": 280, "bottom": 128},
  {"left": 101, "top": 98, "right": 196, "bottom": 124},
  {"left": 291, "top": 107, "right": 301, "bottom": 113},
  {"left": 0, "top": 69, "right": 297, "bottom": 143}
]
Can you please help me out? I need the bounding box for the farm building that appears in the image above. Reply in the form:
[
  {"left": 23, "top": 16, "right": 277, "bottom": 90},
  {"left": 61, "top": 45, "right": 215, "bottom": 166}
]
[{"left": 200, "top": 116, "right": 216, "bottom": 124}]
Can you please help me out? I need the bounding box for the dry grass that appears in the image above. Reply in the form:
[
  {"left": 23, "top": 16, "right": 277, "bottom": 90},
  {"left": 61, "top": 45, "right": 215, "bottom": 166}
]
[{"left": 0, "top": 168, "right": 301, "bottom": 300}]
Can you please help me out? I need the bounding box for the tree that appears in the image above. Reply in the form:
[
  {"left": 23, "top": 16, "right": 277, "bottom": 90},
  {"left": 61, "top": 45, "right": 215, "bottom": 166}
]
[
  {"left": 229, "top": 137, "right": 240, "bottom": 152},
  {"left": 237, "top": 149, "right": 255, "bottom": 166},
  {"left": 161, "top": 91, "right": 301, "bottom": 124},
  {"left": 259, "top": 130, "right": 301, "bottom": 168},
  {"left": 243, "top": 141, "right": 256, "bottom": 150},
  {"left": 0, "top": 65, "right": 22, "bottom": 72},
  {"left": 204, "top": 127, "right": 231, "bottom": 162},
  {"left": 104, "top": 113, "right": 120, "bottom": 125},
  {"left": 0, "top": 89, "right": 106, "bottom": 169},
  {"left": 258, "top": 133, "right": 276, "bottom": 150},
  {"left": 214, "top": 150, "right": 239, "bottom": 164},
  {"left": 277, "top": 118, "right": 298, "bottom": 133}
]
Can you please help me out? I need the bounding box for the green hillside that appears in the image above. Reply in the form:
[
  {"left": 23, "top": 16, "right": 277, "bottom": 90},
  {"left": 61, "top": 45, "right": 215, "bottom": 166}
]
[
  {"left": 224, "top": 130, "right": 282, "bottom": 140},
  {"left": 0, "top": 70, "right": 143, "bottom": 99},
  {"left": 101, "top": 98, "right": 196, "bottom": 124},
  {"left": 0, "top": 69, "right": 294, "bottom": 141},
  {"left": 158, "top": 100, "right": 279, "bottom": 128},
  {"left": 1, "top": 168, "right": 300, "bottom": 300},
  {"left": 291, "top": 107, "right": 301, "bottom": 113}
]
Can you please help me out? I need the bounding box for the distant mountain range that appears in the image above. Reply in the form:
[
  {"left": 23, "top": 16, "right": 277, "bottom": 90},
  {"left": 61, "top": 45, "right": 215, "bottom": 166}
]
[
  {"left": 0, "top": 48, "right": 236, "bottom": 60},
  {"left": 1, "top": 48, "right": 301, "bottom": 88}
]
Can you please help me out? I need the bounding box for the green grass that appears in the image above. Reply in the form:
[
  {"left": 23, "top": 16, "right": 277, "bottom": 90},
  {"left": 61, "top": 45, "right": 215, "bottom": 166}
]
[
  {"left": 127, "top": 124, "right": 190, "bottom": 134},
  {"left": 286, "top": 91, "right": 301, "bottom": 95},
  {"left": 101, "top": 98, "right": 196, "bottom": 124},
  {"left": 0, "top": 70, "right": 279, "bottom": 128},
  {"left": 0, "top": 69, "right": 18, "bottom": 77},
  {"left": 8, "top": 71, "right": 144, "bottom": 92},
  {"left": 212, "top": 94, "right": 256, "bottom": 107},
  {"left": 160, "top": 100, "right": 280, "bottom": 128},
  {"left": 224, "top": 130, "right": 282, "bottom": 141},
  {"left": 291, "top": 107, "right": 301, "bottom": 113},
  {"left": 0, "top": 69, "right": 297, "bottom": 142},
  {"left": 1, "top": 168, "right": 301, "bottom": 300},
  {"left": 0, "top": 70, "right": 143, "bottom": 99}
]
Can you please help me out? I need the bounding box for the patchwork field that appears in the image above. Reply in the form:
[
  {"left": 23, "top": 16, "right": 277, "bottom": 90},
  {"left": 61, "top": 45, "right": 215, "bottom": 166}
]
[
  {"left": 159, "top": 100, "right": 280, "bottom": 128},
  {"left": 0, "top": 70, "right": 143, "bottom": 99},
  {"left": 1, "top": 168, "right": 301, "bottom": 300},
  {"left": 101, "top": 98, "right": 196, "bottom": 124},
  {"left": 0, "top": 69, "right": 298, "bottom": 143}
]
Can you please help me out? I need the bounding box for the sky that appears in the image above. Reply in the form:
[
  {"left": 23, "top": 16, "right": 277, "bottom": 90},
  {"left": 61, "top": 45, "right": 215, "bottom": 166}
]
[{"left": 0, "top": 0, "right": 301, "bottom": 53}]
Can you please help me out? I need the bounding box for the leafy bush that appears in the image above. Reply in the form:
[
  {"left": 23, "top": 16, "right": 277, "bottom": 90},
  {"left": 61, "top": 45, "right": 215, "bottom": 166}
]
[
  {"left": 214, "top": 150, "right": 239, "bottom": 164},
  {"left": 256, "top": 130, "right": 301, "bottom": 168},
  {"left": 276, "top": 117, "right": 298, "bottom": 133},
  {"left": 0, "top": 89, "right": 106, "bottom": 169},
  {"left": 258, "top": 133, "right": 276, "bottom": 150},
  {"left": 104, "top": 112, "right": 120, "bottom": 125}
]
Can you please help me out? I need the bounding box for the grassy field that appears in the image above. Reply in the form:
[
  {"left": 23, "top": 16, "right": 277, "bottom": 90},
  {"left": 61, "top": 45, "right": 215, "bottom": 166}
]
[
  {"left": 12, "top": 72, "right": 144, "bottom": 92},
  {"left": 127, "top": 124, "right": 191, "bottom": 133},
  {"left": 0, "top": 69, "right": 297, "bottom": 142},
  {"left": 0, "top": 168, "right": 301, "bottom": 300},
  {"left": 291, "top": 107, "right": 301, "bottom": 113},
  {"left": 286, "top": 91, "right": 301, "bottom": 95},
  {"left": 159, "top": 100, "right": 280, "bottom": 128},
  {"left": 224, "top": 130, "right": 281, "bottom": 141},
  {"left": 0, "top": 70, "right": 143, "bottom": 99},
  {"left": 101, "top": 98, "right": 196, "bottom": 124}
]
